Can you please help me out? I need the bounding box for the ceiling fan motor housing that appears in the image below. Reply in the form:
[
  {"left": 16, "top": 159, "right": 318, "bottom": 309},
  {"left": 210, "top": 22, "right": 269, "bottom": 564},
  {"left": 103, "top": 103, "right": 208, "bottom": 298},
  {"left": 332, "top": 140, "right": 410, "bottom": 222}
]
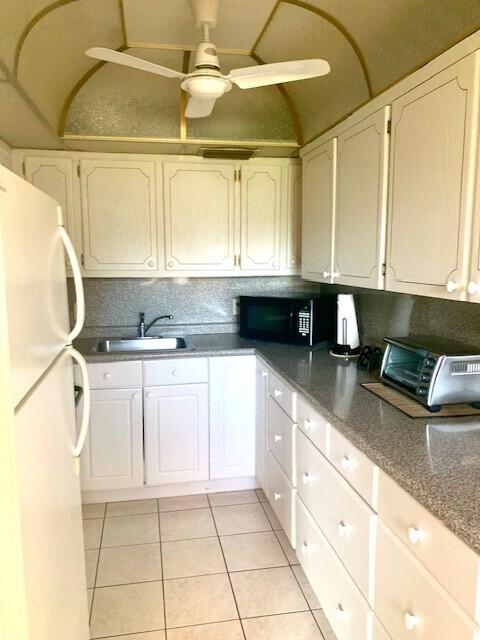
[{"left": 194, "top": 41, "right": 220, "bottom": 69}]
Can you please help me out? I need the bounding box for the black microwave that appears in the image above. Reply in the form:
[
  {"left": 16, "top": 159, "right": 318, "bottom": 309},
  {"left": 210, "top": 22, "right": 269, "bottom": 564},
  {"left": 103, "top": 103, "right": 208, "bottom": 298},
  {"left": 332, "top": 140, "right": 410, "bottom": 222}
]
[{"left": 239, "top": 295, "right": 336, "bottom": 346}]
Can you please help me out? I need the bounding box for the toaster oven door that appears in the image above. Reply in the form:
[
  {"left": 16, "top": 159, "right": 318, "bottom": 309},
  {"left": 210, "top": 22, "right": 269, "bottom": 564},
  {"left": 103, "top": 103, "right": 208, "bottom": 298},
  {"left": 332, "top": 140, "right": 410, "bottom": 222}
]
[{"left": 381, "top": 343, "right": 426, "bottom": 395}]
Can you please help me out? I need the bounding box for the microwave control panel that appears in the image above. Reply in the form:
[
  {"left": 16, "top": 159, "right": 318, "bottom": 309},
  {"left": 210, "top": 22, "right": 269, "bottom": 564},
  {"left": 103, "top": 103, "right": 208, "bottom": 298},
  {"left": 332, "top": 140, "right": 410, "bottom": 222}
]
[{"left": 298, "top": 310, "right": 311, "bottom": 336}]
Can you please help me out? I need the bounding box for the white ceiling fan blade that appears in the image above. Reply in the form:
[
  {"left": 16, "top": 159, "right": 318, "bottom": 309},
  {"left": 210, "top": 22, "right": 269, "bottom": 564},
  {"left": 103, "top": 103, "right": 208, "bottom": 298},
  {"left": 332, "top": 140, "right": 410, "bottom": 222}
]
[
  {"left": 185, "top": 96, "right": 217, "bottom": 118},
  {"left": 229, "top": 59, "right": 330, "bottom": 89},
  {"left": 85, "top": 47, "right": 186, "bottom": 80}
]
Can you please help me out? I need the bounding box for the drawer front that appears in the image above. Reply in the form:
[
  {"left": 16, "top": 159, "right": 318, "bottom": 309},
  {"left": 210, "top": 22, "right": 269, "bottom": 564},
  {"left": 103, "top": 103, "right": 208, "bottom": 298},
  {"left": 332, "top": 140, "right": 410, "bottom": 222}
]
[
  {"left": 143, "top": 358, "right": 208, "bottom": 386},
  {"left": 83, "top": 361, "right": 142, "bottom": 389},
  {"left": 378, "top": 471, "right": 480, "bottom": 622},
  {"left": 330, "top": 426, "right": 378, "bottom": 508},
  {"left": 268, "top": 370, "right": 296, "bottom": 419},
  {"left": 296, "top": 495, "right": 373, "bottom": 640},
  {"left": 268, "top": 396, "right": 295, "bottom": 483},
  {"left": 375, "top": 521, "right": 478, "bottom": 640},
  {"left": 296, "top": 394, "right": 330, "bottom": 455},
  {"left": 267, "top": 451, "right": 295, "bottom": 547},
  {"left": 296, "top": 429, "right": 376, "bottom": 603}
]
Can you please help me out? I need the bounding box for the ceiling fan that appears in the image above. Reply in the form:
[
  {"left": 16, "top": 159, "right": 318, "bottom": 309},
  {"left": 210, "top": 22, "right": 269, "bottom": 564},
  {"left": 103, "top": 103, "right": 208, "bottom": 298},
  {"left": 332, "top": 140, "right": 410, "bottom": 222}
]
[{"left": 85, "top": 0, "right": 330, "bottom": 119}]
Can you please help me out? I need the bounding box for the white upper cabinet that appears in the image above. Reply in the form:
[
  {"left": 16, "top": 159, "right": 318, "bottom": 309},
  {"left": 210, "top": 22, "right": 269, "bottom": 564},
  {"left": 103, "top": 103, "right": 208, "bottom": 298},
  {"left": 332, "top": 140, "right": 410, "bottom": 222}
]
[
  {"left": 240, "top": 165, "right": 282, "bottom": 271},
  {"left": 333, "top": 107, "right": 390, "bottom": 289},
  {"left": 302, "top": 138, "right": 336, "bottom": 283},
  {"left": 80, "top": 159, "right": 158, "bottom": 274},
  {"left": 385, "top": 53, "right": 480, "bottom": 300},
  {"left": 286, "top": 163, "right": 302, "bottom": 271},
  {"left": 163, "top": 161, "right": 236, "bottom": 272}
]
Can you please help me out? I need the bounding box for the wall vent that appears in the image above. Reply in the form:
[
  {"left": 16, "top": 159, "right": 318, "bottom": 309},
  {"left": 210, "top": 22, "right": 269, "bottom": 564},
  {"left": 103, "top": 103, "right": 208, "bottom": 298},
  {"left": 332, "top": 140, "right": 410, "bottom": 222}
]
[
  {"left": 451, "top": 361, "right": 480, "bottom": 375},
  {"left": 200, "top": 147, "right": 257, "bottom": 160}
]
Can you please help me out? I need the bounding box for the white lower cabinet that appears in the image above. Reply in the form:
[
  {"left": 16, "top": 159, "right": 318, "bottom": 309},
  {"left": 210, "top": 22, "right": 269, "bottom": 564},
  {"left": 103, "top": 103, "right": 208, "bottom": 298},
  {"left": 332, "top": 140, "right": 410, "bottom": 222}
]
[
  {"left": 209, "top": 356, "right": 256, "bottom": 479},
  {"left": 81, "top": 387, "right": 144, "bottom": 491},
  {"left": 144, "top": 383, "right": 209, "bottom": 485}
]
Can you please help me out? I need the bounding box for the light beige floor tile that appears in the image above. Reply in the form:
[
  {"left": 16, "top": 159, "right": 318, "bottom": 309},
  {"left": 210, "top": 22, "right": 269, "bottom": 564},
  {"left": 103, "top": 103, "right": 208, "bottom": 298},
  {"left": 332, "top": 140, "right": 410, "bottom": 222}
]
[
  {"left": 82, "top": 503, "right": 105, "bottom": 519},
  {"left": 208, "top": 490, "right": 259, "bottom": 507},
  {"left": 158, "top": 494, "right": 208, "bottom": 512},
  {"left": 212, "top": 503, "right": 272, "bottom": 536},
  {"left": 164, "top": 573, "right": 237, "bottom": 628},
  {"left": 261, "top": 501, "right": 282, "bottom": 530},
  {"left": 87, "top": 588, "right": 93, "bottom": 615},
  {"left": 167, "top": 620, "right": 244, "bottom": 639},
  {"left": 85, "top": 548, "right": 99, "bottom": 588},
  {"left": 276, "top": 530, "right": 300, "bottom": 565},
  {"left": 99, "top": 632, "right": 165, "bottom": 640},
  {"left": 106, "top": 499, "right": 158, "bottom": 517},
  {"left": 96, "top": 543, "right": 162, "bottom": 586},
  {"left": 162, "top": 537, "right": 225, "bottom": 579},
  {"left": 230, "top": 566, "right": 308, "bottom": 618},
  {"left": 221, "top": 531, "right": 288, "bottom": 571},
  {"left": 90, "top": 581, "right": 164, "bottom": 638},
  {"left": 160, "top": 508, "right": 216, "bottom": 542},
  {"left": 83, "top": 518, "right": 103, "bottom": 550},
  {"left": 243, "top": 611, "right": 324, "bottom": 639},
  {"left": 313, "top": 609, "right": 337, "bottom": 640},
  {"left": 256, "top": 488, "right": 268, "bottom": 502},
  {"left": 293, "top": 565, "right": 321, "bottom": 609},
  {"left": 102, "top": 514, "right": 159, "bottom": 547}
]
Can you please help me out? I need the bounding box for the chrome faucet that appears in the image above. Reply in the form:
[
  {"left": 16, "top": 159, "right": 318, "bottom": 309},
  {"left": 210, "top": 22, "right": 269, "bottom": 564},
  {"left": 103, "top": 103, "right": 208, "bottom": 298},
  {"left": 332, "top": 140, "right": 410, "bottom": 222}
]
[{"left": 138, "top": 312, "right": 173, "bottom": 337}]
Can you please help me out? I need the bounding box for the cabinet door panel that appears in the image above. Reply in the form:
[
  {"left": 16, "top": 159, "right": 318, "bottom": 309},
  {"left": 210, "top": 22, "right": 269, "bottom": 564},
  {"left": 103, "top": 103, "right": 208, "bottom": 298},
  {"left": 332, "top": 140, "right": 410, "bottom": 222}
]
[
  {"left": 287, "top": 164, "right": 302, "bottom": 271},
  {"left": 334, "top": 107, "right": 389, "bottom": 289},
  {"left": 302, "top": 139, "right": 336, "bottom": 282},
  {"left": 386, "top": 54, "right": 480, "bottom": 300},
  {"left": 163, "top": 162, "right": 235, "bottom": 271},
  {"left": 210, "top": 356, "right": 256, "bottom": 479},
  {"left": 240, "top": 165, "right": 281, "bottom": 271},
  {"left": 144, "top": 383, "right": 209, "bottom": 486},
  {"left": 80, "top": 388, "right": 144, "bottom": 490},
  {"left": 80, "top": 159, "right": 158, "bottom": 272}
]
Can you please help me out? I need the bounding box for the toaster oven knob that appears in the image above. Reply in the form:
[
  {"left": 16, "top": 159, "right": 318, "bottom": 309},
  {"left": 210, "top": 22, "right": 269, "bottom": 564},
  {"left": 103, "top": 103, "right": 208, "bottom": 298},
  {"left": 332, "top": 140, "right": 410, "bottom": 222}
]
[
  {"left": 424, "top": 358, "right": 436, "bottom": 369},
  {"left": 417, "top": 388, "right": 428, "bottom": 397},
  {"left": 420, "top": 373, "right": 431, "bottom": 382}
]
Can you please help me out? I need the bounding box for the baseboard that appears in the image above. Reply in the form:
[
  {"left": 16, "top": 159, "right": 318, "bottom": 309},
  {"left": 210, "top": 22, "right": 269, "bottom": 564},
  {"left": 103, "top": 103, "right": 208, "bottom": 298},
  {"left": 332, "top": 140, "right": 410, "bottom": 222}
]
[{"left": 82, "top": 475, "right": 258, "bottom": 504}]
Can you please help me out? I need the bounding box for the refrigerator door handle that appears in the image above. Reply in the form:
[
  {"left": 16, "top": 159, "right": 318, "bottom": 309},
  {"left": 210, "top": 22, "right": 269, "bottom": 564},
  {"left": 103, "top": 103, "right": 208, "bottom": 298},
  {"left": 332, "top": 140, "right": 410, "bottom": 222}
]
[
  {"left": 59, "top": 225, "right": 85, "bottom": 343},
  {"left": 68, "top": 347, "right": 91, "bottom": 458}
]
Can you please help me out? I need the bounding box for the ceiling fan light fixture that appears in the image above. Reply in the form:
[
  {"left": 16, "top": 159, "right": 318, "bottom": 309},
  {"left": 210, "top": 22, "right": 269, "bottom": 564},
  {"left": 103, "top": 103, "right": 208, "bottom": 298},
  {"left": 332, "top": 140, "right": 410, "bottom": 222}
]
[{"left": 182, "top": 75, "right": 231, "bottom": 99}]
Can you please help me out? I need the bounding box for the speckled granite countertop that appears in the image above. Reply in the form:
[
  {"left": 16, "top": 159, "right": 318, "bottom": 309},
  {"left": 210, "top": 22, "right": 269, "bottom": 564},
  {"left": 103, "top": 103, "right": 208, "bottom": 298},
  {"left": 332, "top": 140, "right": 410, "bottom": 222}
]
[{"left": 75, "top": 333, "right": 480, "bottom": 554}]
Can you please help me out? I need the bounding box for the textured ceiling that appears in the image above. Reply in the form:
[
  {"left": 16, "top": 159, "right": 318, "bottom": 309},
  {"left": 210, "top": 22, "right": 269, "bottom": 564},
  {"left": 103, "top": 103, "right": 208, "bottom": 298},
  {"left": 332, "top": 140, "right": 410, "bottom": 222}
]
[{"left": 1, "top": 0, "right": 480, "bottom": 153}]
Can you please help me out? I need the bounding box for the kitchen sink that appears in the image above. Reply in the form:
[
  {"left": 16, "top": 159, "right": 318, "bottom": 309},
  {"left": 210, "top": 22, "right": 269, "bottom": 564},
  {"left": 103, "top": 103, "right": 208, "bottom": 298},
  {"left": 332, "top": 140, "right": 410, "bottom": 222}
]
[{"left": 94, "top": 337, "right": 187, "bottom": 352}]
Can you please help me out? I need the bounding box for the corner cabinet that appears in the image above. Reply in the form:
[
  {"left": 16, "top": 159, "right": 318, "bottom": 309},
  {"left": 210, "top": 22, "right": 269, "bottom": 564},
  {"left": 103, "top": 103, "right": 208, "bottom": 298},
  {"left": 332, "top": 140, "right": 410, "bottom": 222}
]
[
  {"left": 385, "top": 53, "right": 480, "bottom": 301},
  {"left": 79, "top": 159, "right": 159, "bottom": 275}
]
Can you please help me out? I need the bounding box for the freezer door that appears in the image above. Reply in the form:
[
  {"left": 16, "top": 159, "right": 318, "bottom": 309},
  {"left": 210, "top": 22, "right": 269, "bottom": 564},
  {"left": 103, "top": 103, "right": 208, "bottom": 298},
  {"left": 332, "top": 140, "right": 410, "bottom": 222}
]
[
  {"left": 0, "top": 166, "right": 70, "bottom": 407},
  {"left": 12, "top": 350, "right": 89, "bottom": 640}
]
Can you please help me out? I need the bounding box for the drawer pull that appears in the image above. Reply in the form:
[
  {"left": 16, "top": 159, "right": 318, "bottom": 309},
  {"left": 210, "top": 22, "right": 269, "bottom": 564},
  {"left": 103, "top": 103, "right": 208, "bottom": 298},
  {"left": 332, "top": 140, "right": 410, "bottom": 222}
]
[
  {"left": 146, "top": 391, "right": 153, "bottom": 399},
  {"left": 335, "top": 604, "right": 347, "bottom": 621},
  {"left": 261, "top": 370, "right": 268, "bottom": 378},
  {"left": 304, "top": 418, "right": 312, "bottom": 431},
  {"left": 273, "top": 389, "right": 283, "bottom": 398},
  {"left": 274, "top": 434, "right": 283, "bottom": 443},
  {"left": 408, "top": 526, "right": 427, "bottom": 544},
  {"left": 302, "top": 472, "right": 310, "bottom": 485},
  {"left": 273, "top": 491, "right": 281, "bottom": 501},
  {"left": 337, "top": 521, "right": 351, "bottom": 538},
  {"left": 404, "top": 612, "right": 420, "bottom": 631},
  {"left": 171, "top": 369, "right": 178, "bottom": 376},
  {"left": 132, "top": 393, "right": 140, "bottom": 401},
  {"left": 103, "top": 372, "right": 112, "bottom": 381},
  {"left": 301, "top": 542, "right": 309, "bottom": 555},
  {"left": 341, "top": 455, "right": 352, "bottom": 470}
]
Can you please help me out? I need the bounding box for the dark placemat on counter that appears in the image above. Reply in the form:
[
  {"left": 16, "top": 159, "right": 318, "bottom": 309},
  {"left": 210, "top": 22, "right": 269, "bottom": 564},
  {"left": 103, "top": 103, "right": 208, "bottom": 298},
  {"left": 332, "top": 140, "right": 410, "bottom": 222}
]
[{"left": 361, "top": 382, "right": 480, "bottom": 418}]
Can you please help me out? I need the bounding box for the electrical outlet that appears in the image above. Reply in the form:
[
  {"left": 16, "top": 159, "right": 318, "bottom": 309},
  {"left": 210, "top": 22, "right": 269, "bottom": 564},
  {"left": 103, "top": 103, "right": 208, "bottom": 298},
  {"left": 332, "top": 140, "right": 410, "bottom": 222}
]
[{"left": 232, "top": 297, "right": 240, "bottom": 316}]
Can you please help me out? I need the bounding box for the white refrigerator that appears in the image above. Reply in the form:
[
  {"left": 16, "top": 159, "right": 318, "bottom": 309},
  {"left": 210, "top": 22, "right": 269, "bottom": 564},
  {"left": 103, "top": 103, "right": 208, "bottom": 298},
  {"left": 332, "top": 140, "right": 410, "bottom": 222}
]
[{"left": 0, "top": 165, "right": 91, "bottom": 639}]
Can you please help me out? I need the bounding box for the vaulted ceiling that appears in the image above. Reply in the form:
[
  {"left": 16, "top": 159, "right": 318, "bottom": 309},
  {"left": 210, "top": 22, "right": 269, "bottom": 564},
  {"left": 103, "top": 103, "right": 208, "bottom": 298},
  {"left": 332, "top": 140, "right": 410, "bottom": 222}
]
[{"left": 1, "top": 0, "right": 480, "bottom": 155}]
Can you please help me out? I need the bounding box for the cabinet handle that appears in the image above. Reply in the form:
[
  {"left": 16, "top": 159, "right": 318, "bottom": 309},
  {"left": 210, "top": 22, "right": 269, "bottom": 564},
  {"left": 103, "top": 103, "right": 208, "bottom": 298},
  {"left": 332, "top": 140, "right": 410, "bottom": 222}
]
[
  {"left": 302, "top": 471, "right": 310, "bottom": 485},
  {"left": 146, "top": 391, "right": 153, "bottom": 399},
  {"left": 132, "top": 393, "right": 140, "bottom": 400},
  {"left": 341, "top": 455, "right": 352, "bottom": 470},
  {"left": 337, "top": 521, "right": 351, "bottom": 537},
  {"left": 404, "top": 612, "right": 420, "bottom": 631},
  {"left": 148, "top": 260, "right": 155, "bottom": 268},
  {"left": 468, "top": 281, "right": 480, "bottom": 295},
  {"left": 103, "top": 372, "right": 112, "bottom": 381},
  {"left": 407, "top": 526, "right": 426, "bottom": 544},
  {"left": 273, "top": 491, "right": 281, "bottom": 501},
  {"left": 446, "top": 279, "right": 458, "bottom": 293},
  {"left": 322, "top": 270, "right": 330, "bottom": 279},
  {"left": 273, "top": 389, "right": 283, "bottom": 398},
  {"left": 335, "top": 604, "right": 347, "bottom": 621},
  {"left": 303, "top": 418, "right": 312, "bottom": 431},
  {"left": 274, "top": 434, "right": 283, "bottom": 443},
  {"left": 261, "top": 370, "right": 268, "bottom": 378},
  {"left": 301, "top": 541, "right": 309, "bottom": 555},
  {"left": 167, "top": 260, "right": 174, "bottom": 268}
]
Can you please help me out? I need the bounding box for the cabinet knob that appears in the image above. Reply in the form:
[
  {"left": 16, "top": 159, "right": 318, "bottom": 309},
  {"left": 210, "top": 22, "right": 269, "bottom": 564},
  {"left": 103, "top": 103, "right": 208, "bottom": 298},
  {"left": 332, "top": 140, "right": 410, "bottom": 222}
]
[
  {"left": 146, "top": 391, "right": 153, "bottom": 399},
  {"left": 407, "top": 526, "right": 426, "bottom": 544},
  {"left": 132, "top": 393, "right": 140, "bottom": 401},
  {"left": 323, "top": 271, "right": 330, "bottom": 279},
  {"left": 468, "top": 281, "right": 480, "bottom": 295},
  {"left": 446, "top": 279, "right": 458, "bottom": 293},
  {"left": 404, "top": 612, "right": 420, "bottom": 631},
  {"left": 273, "top": 491, "right": 281, "bottom": 501},
  {"left": 331, "top": 271, "right": 340, "bottom": 279},
  {"left": 261, "top": 370, "right": 268, "bottom": 378},
  {"left": 337, "top": 521, "right": 351, "bottom": 537},
  {"left": 341, "top": 455, "right": 352, "bottom": 470},
  {"left": 302, "top": 472, "right": 310, "bottom": 485},
  {"left": 335, "top": 604, "right": 347, "bottom": 621},
  {"left": 303, "top": 418, "right": 312, "bottom": 431},
  {"left": 274, "top": 434, "right": 282, "bottom": 443},
  {"left": 171, "top": 369, "right": 179, "bottom": 376},
  {"left": 273, "top": 389, "right": 283, "bottom": 398},
  {"left": 148, "top": 260, "right": 155, "bottom": 268},
  {"left": 272, "top": 260, "right": 278, "bottom": 267},
  {"left": 301, "top": 541, "right": 309, "bottom": 555},
  {"left": 167, "top": 260, "right": 174, "bottom": 268},
  {"left": 103, "top": 372, "right": 112, "bottom": 381}
]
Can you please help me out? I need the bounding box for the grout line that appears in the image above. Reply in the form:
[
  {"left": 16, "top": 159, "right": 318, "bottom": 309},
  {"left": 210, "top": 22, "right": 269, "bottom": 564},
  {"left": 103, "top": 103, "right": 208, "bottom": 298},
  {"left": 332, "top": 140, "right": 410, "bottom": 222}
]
[
  {"left": 89, "top": 513, "right": 106, "bottom": 625},
  {"left": 158, "top": 507, "right": 168, "bottom": 637}
]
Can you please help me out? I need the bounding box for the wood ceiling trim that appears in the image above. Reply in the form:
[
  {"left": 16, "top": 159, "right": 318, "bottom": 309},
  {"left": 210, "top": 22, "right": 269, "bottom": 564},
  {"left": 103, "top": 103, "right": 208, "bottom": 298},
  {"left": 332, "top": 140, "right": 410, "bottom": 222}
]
[
  {"left": 251, "top": 0, "right": 281, "bottom": 55},
  {"left": 119, "top": 0, "right": 128, "bottom": 45},
  {"left": 180, "top": 50, "right": 191, "bottom": 141},
  {"left": 13, "top": 0, "right": 81, "bottom": 77}
]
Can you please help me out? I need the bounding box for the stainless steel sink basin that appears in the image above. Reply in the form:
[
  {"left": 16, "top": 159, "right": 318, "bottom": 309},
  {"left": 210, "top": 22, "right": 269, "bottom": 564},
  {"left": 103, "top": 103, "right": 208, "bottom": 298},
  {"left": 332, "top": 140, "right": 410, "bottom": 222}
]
[{"left": 95, "top": 337, "right": 187, "bottom": 352}]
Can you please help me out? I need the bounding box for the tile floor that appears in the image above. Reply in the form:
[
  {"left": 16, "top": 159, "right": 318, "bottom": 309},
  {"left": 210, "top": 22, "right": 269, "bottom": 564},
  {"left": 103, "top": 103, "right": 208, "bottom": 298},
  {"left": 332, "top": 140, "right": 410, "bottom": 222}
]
[{"left": 82, "top": 489, "right": 336, "bottom": 640}]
